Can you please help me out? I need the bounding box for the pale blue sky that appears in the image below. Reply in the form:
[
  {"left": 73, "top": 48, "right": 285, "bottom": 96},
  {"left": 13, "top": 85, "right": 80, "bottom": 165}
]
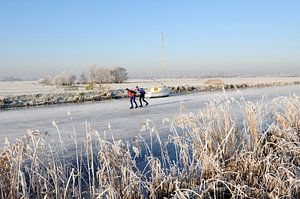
[{"left": 0, "top": 0, "right": 299, "bottom": 79}]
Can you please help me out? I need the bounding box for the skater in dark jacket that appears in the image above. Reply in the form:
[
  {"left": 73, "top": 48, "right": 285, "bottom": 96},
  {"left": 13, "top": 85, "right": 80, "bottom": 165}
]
[
  {"left": 136, "top": 86, "right": 149, "bottom": 107},
  {"left": 126, "top": 88, "right": 138, "bottom": 109}
]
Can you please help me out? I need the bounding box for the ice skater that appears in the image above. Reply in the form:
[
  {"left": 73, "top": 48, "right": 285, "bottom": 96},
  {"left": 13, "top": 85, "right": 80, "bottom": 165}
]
[
  {"left": 126, "top": 88, "right": 138, "bottom": 109},
  {"left": 136, "top": 86, "right": 149, "bottom": 107}
]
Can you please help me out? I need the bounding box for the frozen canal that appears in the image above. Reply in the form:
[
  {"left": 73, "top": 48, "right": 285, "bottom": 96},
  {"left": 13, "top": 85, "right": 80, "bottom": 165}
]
[{"left": 0, "top": 85, "right": 300, "bottom": 147}]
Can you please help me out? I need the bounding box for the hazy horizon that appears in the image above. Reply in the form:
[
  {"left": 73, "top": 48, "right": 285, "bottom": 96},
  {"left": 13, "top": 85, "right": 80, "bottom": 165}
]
[{"left": 0, "top": 0, "right": 299, "bottom": 80}]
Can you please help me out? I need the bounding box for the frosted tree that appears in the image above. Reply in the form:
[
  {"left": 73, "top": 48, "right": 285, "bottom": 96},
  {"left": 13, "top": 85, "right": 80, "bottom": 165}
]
[
  {"left": 96, "top": 67, "right": 112, "bottom": 83},
  {"left": 88, "top": 65, "right": 128, "bottom": 84},
  {"left": 111, "top": 67, "right": 128, "bottom": 83},
  {"left": 52, "top": 74, "right": 76, "bottom": 85},
  {"left": 79, "top": 72, "right": 87, "bottom": 84},
  {"left": 53, "top": 75, "right": 66, "bottom": 85},
  {"left": 66, "top": 74, "right": 76, "bottom": 85},
  {"left": 38, "top": 75, "right": 53, "bottom": 85},
  {"left": 89, "top": 65, "right": 97, "bottom": 84}
]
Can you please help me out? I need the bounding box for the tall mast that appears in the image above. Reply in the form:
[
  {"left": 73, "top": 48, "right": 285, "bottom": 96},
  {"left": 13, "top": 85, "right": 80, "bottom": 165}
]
[{"left": 160, "top": 32, "right": 165, "bottom": 79}]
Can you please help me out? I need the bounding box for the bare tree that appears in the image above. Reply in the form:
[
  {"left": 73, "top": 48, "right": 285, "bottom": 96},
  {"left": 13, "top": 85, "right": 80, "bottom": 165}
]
[
  {"left": 53, "top": 75, "right": 63, "bottom": 85},
  {"left": 53, "top": 75, "right": 66, "bottom": 85},
  {"left": 89, "top": 65, "right": 97, "bottom": 84},
  {"left": 88, "top": 65, "right": 128, "bottom": 84},
  {"left": 94, "top": 67, "right": 104, "bottom": 84},
  {"left": 79, "top": 72, "right": 87, "bottom": 84},
  {"left": 111, "top": 67, "right": 128, "bottom": 83},
  {"left": 52, "top": 74, "right": 76, "bottom": 86},
  {"left": 38, "top": 75, "right": 53, "bottom": 85},
  {"left": 97, "top": 67, "right": 114, "bottom": 83},
  {"left": 66, "top": 74, "right": 76, "bottom": 85}
]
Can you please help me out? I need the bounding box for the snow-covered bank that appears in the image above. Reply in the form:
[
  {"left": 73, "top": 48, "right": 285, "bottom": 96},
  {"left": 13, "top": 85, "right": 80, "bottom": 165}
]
[
  {"left": 0, "top": 90, "right": 123, "bottom": 109},
  {"left": 1, "top": 77, "right": 300, "bottom": 109}
]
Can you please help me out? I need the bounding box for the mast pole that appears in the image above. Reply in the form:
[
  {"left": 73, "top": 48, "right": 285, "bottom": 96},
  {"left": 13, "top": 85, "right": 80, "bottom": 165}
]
[{"left": 160, "top": 32, "right": 165, "bottom": 80}]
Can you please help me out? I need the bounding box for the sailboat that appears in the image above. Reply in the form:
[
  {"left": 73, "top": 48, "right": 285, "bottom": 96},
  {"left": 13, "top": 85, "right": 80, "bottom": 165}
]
[{"left": 145, "top": 32, "right": 170, "bottom": 98}]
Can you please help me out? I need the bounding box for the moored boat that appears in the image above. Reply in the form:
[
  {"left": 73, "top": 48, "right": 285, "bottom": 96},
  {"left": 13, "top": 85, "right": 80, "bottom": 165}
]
[
  {"left": 146, "top": 32, "right": 170, "bottom": 98},
  {"left": 145, "top": 86, "right": 170, "bottom": 98}
]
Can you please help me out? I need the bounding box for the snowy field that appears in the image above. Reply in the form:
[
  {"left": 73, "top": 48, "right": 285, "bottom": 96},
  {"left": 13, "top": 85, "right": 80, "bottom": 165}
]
[
  {"left": 1, "top": 76, "right": 300, "bottom": 96},
  {"left": 1, "top": 84, "right": 300, "bottom": 148}
]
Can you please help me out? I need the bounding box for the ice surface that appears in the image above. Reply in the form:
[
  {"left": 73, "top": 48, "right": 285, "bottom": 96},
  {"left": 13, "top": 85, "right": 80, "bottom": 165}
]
[{"left": 0, "top": 84, "right": 299, "bottom": 147}]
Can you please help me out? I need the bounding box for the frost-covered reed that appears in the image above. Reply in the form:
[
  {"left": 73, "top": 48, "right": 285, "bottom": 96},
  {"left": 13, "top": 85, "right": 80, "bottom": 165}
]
[{"left": 0, "top": 94, "right": 300, "bottom": 198}]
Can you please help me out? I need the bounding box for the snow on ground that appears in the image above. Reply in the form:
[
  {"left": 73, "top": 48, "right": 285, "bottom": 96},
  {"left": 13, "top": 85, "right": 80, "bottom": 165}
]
[
  {"left": 0, "top": 84, "right": 300, "bottom": 148},
  {"left": 1, "top": 76, "right": 300, "bottom": 96}
]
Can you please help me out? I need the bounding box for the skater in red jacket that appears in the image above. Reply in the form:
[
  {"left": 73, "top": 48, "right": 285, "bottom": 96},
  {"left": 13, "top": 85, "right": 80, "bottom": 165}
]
[{"left": 126, "top": 88, "right": 138, "bottom": 109}]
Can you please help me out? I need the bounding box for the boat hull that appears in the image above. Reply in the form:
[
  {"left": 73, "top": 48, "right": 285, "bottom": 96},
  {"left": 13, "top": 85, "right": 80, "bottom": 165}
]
[{"left": 145, "top": 87, "right": 170, "bottom": 98}]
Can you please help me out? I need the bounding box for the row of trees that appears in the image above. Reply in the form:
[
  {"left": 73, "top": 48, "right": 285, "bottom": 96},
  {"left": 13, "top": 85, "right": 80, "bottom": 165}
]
[
  {"left": 39, "top": 66, "right": 128, "bottom": 86},
  {"left": 88, "top": 66, "right": 128, "bottom": 84},
  {"left": 38, "top": 74, "right": 77, "bottom": 86}
]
